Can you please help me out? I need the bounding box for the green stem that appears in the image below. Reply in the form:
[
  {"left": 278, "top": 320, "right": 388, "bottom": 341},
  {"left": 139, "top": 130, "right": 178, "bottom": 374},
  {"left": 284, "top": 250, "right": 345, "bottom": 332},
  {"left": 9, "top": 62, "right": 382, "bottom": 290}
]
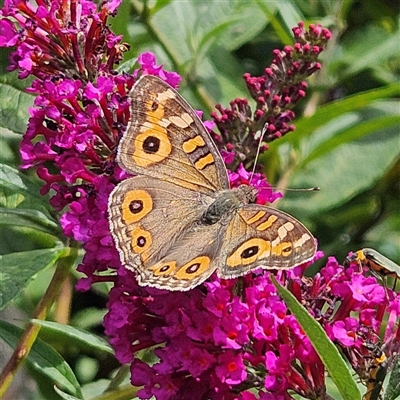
[
  {"left": 0, "top": 247, "right": 78, "bottom": 398},
  {"left": 131, "top": 0, "right": 181, "bottom": 73}
]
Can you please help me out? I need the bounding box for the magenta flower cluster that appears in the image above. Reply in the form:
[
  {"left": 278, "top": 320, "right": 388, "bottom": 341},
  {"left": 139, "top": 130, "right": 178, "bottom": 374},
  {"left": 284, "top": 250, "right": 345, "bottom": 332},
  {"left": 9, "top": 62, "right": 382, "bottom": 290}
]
[
  {"left": 211, "top": 22, "right": 331, "bottom": 170},
  {"left": 105, "top": 256, "right": 399, "bottom": 399},
  {"left": 3, "top": 1, "right": 398, "bottom": 399}
]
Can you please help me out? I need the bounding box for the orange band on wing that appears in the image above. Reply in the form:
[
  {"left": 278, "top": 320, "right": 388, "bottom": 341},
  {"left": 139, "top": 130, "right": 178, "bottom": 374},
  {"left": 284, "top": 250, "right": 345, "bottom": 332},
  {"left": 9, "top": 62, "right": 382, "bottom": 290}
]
[
  {"left": 183, "top": 135, "right": 206, "bottom": 154},
  {"left": 194, "top": 153, "right": 214, "bottom": 170}
]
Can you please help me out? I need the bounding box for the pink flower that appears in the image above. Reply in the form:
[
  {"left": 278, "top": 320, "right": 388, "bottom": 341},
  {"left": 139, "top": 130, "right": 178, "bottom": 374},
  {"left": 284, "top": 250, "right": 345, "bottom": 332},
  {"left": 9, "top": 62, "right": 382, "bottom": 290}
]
[{"left": 216, "top": 352, "right": 247, "bottom": 385}]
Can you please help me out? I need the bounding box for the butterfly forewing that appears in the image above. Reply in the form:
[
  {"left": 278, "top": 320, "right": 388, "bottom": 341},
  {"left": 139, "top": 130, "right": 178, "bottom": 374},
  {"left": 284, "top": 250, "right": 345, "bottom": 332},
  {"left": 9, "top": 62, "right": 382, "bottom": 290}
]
[{"left": 118, "top": 75, "right": 229, "bottom": 193}]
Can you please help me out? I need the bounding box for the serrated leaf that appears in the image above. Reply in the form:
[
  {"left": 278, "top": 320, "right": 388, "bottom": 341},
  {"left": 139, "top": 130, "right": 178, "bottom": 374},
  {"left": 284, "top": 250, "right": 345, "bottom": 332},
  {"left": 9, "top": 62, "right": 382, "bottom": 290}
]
[
  {"left": 271, "top": 275, "right": 361, "bottom": 400},
  {"left": 32, "top": 320, "right": 114, "bottom": 355},
  {"left": 0, "top": 320, "right": 83, "bottom": 399},
  {"left": 0, "top": 247, "right": 67, "bottom": 310}
]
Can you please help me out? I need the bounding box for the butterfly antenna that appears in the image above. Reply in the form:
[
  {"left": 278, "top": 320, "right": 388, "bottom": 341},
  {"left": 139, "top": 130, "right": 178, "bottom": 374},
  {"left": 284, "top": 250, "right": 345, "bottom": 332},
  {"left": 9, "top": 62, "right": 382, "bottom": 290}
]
[
  {"left": 278, "top": 186, "right": 321, "bottom": 192},
  {"left": 250, "top": 124, "right": 320, "bottom": 193},
  {"left": 250, "top": 124, "right": 267, "bottom": 182}
]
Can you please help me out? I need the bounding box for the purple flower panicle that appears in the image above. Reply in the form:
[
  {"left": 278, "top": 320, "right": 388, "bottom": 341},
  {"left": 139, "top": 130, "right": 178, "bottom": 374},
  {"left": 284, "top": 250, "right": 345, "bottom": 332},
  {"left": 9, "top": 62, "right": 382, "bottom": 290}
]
[{"left": 211, "top": 22, "right": 331, "bottom": 171}]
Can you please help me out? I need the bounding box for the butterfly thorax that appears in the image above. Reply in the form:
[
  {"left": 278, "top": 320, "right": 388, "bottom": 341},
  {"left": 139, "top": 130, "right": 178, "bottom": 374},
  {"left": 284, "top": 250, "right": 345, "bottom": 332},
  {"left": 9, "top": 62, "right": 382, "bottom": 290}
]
[{"left": 201, "top": 185, "right": 258, "bottom": 225}]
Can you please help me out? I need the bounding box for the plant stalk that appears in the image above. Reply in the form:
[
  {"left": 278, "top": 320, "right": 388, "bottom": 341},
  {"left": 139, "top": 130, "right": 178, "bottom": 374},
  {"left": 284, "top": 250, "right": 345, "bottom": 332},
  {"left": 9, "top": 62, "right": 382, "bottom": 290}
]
[{"left": 0, "top": 247, "right": 78, "bottom": 397}]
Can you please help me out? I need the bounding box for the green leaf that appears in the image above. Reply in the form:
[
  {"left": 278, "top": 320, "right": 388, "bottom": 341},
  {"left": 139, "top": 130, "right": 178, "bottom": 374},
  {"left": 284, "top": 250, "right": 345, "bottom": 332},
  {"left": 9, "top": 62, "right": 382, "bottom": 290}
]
[
  {"left": 0, "top": 163, "right": 51, "bottom": 206},
  {"left": 116, "top": 57, "right": 138, "bottom": 74},
  {"left": 129, "top": 0, "right": 271, "bottom": 108},
  {"left": 0, "top": 208, "right": 60, "bottom": 233},
  {"left": 69, "top": 307, "right": 108, "bottom": 330},
  {"left": 335, "top": 25, "right": 399, "bottom": 78},
  {"left": 275, "top": 1, "right": 304, "bottom": 40},
  {"left": 152, "top": 0, "right": 174, "bottom": 14},
  {"left": 0, "top": 74, "right": 33, "bottom": 134},
  {"left": 385, "top": 354, "right": 400, "bottom": 400},
  {"left": 149, "top": 1, "right": 268, "bottom": 57},
  {"left": 280, "top": 83, "right": 400, "bottom": 145},
  {"left": 32, "top": 320, "right": 114, "bottom": 356},
  {"left": 275, "top": 99, "right": 400, "bottom": 216},
  {"left": 255, "top": 0, "right": 296, "bottom": 44},
  {"left": 0, "top": 128, "right": 21, "bottom": 167},
  {"left": 0, "top": 320, "right": 83, "bottom": 399},
  {"left": 0, "top": 247, "right": 67, "bottom": 310},
  {"left": 0, "top": 164, "right": 59, "bottom": 236},
  {"left": 54, "top": 386, "right": 82, "bottom": 400},
  {"left": 270, "top": 275, "right": 361, "bottom": 400}
]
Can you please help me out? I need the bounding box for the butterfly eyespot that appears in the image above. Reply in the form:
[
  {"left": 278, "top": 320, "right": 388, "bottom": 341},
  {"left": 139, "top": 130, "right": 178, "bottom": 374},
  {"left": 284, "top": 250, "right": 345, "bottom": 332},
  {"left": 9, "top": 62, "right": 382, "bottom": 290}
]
[
  {"left": 130, "top": 227, "right": 152, "bottom": 261},
  {"left": 133, "top": 131, "right": 172, "bottom": 167},
  {"left": 150, "top": 261, "right": 177, "bottom": 276},
  {"left": 241, "top": 245, "right": 259, "bottom": 259},
  {"left": 186, "top": 262, "right": 201, "bottom": 273},
  {"left": 282, "top": 244, "right": 293, "bottom": 255},
  {"left": 122, "top": 190, "right": 152, "bottom": 223},
  {"left": 175, "top": 256, "right": 211, "bottom": 279},
  {"left": 143, "top": 135, "right": 160, "bottom": 154},
  {"left": 136, "top": 235, "right": 146, "bottom": 247},
  {"left": 227, "top": 238, "right": 271, "bottom": 268}
]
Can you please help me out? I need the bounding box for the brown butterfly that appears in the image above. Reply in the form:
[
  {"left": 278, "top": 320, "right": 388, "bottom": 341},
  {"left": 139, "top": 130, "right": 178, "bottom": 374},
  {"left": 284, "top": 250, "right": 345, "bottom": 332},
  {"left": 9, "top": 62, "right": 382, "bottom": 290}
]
[{"left": 108, "top": 75, "right": 316, "bottom": 291}]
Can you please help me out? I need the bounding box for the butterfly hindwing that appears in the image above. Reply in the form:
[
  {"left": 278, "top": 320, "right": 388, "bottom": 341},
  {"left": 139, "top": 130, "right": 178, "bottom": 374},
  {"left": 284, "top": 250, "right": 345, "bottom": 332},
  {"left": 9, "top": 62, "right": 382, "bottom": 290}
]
[
  {"left": 108, "top": 175, "right": 213, "bottom": 275},
  {"left": 217, "top": 205, "right": 317, "bottom": 279}
]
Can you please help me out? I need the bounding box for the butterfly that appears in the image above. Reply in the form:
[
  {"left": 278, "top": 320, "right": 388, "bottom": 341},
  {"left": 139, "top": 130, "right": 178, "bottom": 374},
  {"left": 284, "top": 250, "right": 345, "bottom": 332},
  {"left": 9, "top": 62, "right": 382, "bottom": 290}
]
[{"left": 108, "top": 75, "right": 316, "bottom": 291}]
